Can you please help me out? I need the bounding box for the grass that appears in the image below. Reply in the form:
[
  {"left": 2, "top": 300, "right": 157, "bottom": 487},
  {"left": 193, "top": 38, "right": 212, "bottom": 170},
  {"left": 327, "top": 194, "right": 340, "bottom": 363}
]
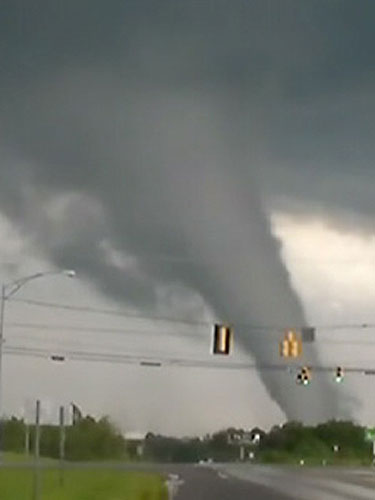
[
  {"left": 0, "top": 468, "right": 167, "bottom": 500},
  {"left": 2, "top": 452, "right": 56, "bottom": 464},
  {"left": 2, "top": 452, "right": 32, "bottom": 463},
  {"left": 257, "top": 449, "right": 373, "bottom": 466}
]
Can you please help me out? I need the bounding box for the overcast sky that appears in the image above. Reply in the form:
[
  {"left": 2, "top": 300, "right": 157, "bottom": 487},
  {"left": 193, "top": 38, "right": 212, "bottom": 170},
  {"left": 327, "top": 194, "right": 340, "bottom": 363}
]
[{"left": 1, "top": 1, "right": 375, "bottom": 435}]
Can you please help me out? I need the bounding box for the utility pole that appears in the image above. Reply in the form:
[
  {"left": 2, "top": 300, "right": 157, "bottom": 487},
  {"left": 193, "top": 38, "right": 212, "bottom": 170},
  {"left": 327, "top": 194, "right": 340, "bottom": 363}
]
[
  {"left": 59, "top": 406, "right": 66, "bottom": 487},
  {"left": 25, "top": 424, "right": 30, "bottom": 456},
  {"left": 32, "top": 400, "right": 41, "bottom": 500},
  {"left": 0, "top": 285, "right": 5, "bottom": 462}
]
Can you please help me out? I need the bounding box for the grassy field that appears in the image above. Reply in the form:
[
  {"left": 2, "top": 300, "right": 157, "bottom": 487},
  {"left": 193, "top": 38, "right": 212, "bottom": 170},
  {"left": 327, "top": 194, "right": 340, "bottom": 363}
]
[
  {"left": 0, "top": 468, "right": 167, "bottom": 500},
  {"left": 257, "top": 448, "right": 373, "bottom": 466},
  {"left": 2, "top": 452, "right": 55, "bottom": 463}
]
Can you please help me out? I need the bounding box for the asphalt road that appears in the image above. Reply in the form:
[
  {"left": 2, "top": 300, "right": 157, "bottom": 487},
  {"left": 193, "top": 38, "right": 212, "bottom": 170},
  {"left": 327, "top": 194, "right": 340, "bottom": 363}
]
[
  {"left": 162, "top": 464, "right": 375, "bottom": 499},
  {"left": 213, "top": 464, "right": 375, "bottom": 500},
  {"left": 3, "top": 461, "right": 375, "bottom": 499},
  {"left": 166, "top": 466, "right": 291, "bottom": 499}
]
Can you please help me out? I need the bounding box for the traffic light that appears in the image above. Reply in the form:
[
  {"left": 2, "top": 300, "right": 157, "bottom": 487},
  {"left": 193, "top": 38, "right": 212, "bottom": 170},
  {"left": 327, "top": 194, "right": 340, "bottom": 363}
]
[
  {"left": 290, "top": 335, "right": 302, "bottom": 358},
  {"left": 335, "top": 366, "right": 344, "bottom": 383},
  {"left": 296, "top": 366, "right": 311, "bottom": 386},
  {"left": 212, "top": 324, "right": 233, "bottom": 355},
  {"left": 296, "top": 372, "right": 303, "bottom": 385},
  {"left": 301, "top": 367, "right": 311, "bottom": 385},
  {"left": 279, "top": 338, "right": 290, "bottom": 358},
  {"left": 279, "top": 330, "right": 302, "bottom": 358}
]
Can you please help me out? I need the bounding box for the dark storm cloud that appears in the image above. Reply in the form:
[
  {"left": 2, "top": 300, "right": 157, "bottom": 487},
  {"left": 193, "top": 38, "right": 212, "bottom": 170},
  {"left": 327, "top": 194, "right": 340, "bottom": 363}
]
[
  {"left": 3, "top": 0, "right": 375, "bottom": 221},
  {"left": 1, "top": 0, "right": 371, "bottom": 419}
]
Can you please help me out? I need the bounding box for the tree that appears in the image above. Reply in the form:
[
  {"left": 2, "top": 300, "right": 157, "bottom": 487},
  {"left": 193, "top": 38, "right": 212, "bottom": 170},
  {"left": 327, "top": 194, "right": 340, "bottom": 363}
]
[
  {"left": 65, "top": 416, "right": 126, "bottom": 460},
  {"left": 2, "top": 417, "right": 25, "bottom": 453}
]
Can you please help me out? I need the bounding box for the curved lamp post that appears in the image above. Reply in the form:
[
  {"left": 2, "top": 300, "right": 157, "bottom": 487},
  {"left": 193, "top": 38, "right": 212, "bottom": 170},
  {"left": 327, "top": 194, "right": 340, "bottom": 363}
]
[{"left": 0, "top": 269, "right": 75, "bottom": 460}]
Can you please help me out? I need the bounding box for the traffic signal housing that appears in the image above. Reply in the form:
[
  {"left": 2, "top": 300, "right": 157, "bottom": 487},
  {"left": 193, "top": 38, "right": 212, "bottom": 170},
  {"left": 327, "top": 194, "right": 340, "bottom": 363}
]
[
  {"left": 279, "top": 330, "right": 302, "bottom": 358},
  {"left": 301, "top": 327, "right": 316, "bottom": 343},
  {"left": 335, "top": 366, "right": 344, "bottom": 383},
  {"left": 212, "top": 324, "right": 233, "bottom": 355},
  {"left": 296, "top": 366, "right": 311, "bottom": 386},
  {"left": 279, "top": 338, "right": 290, "bottom": 358}
]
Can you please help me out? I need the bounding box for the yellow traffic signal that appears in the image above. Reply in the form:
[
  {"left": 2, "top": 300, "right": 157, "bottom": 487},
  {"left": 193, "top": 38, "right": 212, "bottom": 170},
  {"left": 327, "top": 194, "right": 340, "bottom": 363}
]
[
  {"left": 279, "top": 339, "right": 290, "bottom": 357},
  {"left": 288, "top": 329, "right": 298, "bottom": 341},
  {"left": 279, "top": 330, "right": 302, "bottom": 358},
  {"left": 290, "top": 336, "right": 302, "bottom": 358}
]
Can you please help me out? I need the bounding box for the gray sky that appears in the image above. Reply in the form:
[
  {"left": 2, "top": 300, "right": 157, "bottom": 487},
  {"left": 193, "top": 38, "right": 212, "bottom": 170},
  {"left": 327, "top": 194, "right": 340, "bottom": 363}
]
[{"left": 1, "top": 1, "right": 375, "bottom": 434}]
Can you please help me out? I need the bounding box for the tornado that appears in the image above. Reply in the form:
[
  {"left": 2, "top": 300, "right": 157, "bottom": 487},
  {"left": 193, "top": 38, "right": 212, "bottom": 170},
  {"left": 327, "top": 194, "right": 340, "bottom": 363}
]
[{"left": 0, "top": 0, "right": 356, "bottom": 422}]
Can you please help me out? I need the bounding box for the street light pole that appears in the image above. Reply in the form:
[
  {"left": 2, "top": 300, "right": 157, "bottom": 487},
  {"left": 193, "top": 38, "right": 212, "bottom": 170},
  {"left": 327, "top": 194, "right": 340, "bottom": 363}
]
[
  {"left": 0, "top": 285, "right": 5, "bottom": 445},
  {"left": 0, "top": 269, "right": 75, "bottom": 461}
]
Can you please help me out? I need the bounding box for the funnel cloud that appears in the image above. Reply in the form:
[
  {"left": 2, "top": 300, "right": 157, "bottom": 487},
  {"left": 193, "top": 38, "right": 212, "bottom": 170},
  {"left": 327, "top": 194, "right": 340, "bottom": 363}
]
[{"left": 1, "top": 1, "right": 370, "bottom": 422}]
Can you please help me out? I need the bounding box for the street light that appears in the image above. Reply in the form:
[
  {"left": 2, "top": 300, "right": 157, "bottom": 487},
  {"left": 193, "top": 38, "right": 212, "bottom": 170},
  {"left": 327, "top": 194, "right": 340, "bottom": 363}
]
[{"left": 0, "top": 269, "right": 75, "bottom": 458}]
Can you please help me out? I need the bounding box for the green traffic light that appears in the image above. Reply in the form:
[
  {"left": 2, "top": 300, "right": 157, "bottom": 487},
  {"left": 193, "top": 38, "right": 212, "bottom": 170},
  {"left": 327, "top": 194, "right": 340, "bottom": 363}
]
[{"left": 335, "top": 367, "right": 344, "bottom": 383}]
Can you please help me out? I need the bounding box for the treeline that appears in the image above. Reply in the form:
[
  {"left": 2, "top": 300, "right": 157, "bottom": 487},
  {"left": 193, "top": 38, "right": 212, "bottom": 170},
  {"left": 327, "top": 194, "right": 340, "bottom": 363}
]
[
  {"left": 144, "top": 429, "right": 254, "bottom": 463},
  {"left": 143, "top": 432, "right": 239, "bottom": 463},
  {"left": 3, "top": 417, "right": 373, "bottom": 464},
  {"left": 144, "top": 421, "right": 374, "bottom": 464},
  {"left": 2, "top": 416, "right": 127, "bottom": 461},
  {"left": 257, "top": 421, "right": 373, "bottom": 465}
]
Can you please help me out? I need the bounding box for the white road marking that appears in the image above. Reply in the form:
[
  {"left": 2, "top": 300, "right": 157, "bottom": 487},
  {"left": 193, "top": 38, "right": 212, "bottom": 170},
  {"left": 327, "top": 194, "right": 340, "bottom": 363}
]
[
  {"left": 166, "top": 474, "right": 185, "bottom": 499},
  {"left": 218, "top": 472, "right": 228, "bottom": 479}
]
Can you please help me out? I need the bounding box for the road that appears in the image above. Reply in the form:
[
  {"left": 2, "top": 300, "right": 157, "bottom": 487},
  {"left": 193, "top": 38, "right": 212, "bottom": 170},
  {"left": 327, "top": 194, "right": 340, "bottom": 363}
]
[
  {"left": 208, "top": 464, "right": 375, "bottom": 500},
  {"left": 2, "top": 462, "right": 375, "bottom": 499},
  {"left": 166, "top": 466, "right": 290, "bottom": 499},
  {"left": 162, "top": 464, "right": 375, "bottom": 499}
]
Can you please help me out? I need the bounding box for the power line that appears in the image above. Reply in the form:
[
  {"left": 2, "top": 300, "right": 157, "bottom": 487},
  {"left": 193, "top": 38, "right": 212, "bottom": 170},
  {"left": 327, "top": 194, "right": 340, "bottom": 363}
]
[
  {"left": 5, "top": 321, "right": 203, "bottom": 337},
  {"left": 321, "top": 339, "right": 375, "bottom": 346},
  {"left": 10, "top": 297, "right": 375, "bottom": 333},
  {"left": 6, "top": 334, "right": 196, "bottom": 359},
  {"left": 6, "top": 333, "right": 375, "bottom": 373},
  {"left": 3, "top": 345, "right": 244, "bottom": 368},
  {"left": 10, "top": 298, "right": 214, "bottom": 327},
  {"left": 6, "top": 322, "right": 375, "bottom": 349},
  {"left": 3, "top": 344, "right": 375, "bottom": 373}
]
